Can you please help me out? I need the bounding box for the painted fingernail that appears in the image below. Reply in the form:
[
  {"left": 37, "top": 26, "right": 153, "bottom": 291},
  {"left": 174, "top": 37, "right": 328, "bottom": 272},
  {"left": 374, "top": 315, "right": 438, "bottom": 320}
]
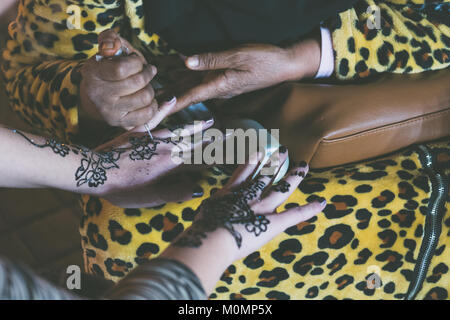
[
  {"left": 193, "top": 186, "right": 204, "bottom": 198},
  {"left": 299, "top": 161, "right": 308, "bottom": 168},
  {"left": 279, "top": 145, "right": 287, "bottom": 154},
  {"left": 187, "top": 56, "right": 199, "bottom": 68},
  {"left": 164, "top": 96, "right": 177, "bottom": 105}
]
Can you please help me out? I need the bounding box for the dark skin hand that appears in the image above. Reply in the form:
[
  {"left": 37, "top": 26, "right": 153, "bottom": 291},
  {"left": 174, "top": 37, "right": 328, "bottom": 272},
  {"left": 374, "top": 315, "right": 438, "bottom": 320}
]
[
  {"left": 80, "top": 29, "right": 320, "bottom": 130},
  {"left": 79, "top": 30, "right": 178, "bottom": 131},
  {"left": 165, "top": 35, "right": 322, "bottom": 115}
]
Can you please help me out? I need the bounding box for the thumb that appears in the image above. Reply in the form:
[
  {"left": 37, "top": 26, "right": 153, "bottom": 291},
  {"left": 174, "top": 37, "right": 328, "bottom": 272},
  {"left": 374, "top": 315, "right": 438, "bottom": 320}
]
[
  {"left": 98, "top": 29, "right": 122, "bottom": 57},
  {"left": 186, "top": 51, "right": 233, "bottom": 71},
  {"left": 98, "top": 29, "right": 146, "bottom": 62}
]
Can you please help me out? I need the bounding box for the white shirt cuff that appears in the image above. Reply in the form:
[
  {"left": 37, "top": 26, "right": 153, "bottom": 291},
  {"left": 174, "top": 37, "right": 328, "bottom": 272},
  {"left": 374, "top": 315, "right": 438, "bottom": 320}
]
[{"left": 315, "top": 27, "right": 335, "bottom": 79}]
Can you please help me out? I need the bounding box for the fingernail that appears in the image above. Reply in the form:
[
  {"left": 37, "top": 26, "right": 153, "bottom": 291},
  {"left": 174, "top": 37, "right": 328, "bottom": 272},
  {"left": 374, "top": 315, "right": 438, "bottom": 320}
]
[
  {"left": 101, "top": 41, "right": 114, "bottom": 50},
  {"left": 299, "top": 161, "right": 308, "bottom": 168},
  {"left": 317, "top": 197, "right": 327, "bottom": 206},
  {"left": 187, "top": 56, "right": 199, "bottom": 68},
  {"left": 279, "top": 145, "right": 287, "bottom": 154},
  {"left": 193, "top": 186, "right": 204, "bottom": 198},
  {"left": 164, "top": 96, "right": 177, "bottom": 105},
  {"left": 151, "top": 65, "right": 157, "bottom": 74}
]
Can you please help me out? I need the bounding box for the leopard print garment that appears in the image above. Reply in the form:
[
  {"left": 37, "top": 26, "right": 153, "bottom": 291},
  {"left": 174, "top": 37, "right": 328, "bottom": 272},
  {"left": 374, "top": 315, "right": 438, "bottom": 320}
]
[{"left": 79, "top": 139, "right": 449, "bottom": 300}]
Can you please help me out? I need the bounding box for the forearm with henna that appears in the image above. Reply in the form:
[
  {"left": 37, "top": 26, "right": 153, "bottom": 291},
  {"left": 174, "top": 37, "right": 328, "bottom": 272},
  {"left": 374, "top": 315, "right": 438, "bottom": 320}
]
[{"left": 0, "top": 126, "right": 176, "bottom": 194}]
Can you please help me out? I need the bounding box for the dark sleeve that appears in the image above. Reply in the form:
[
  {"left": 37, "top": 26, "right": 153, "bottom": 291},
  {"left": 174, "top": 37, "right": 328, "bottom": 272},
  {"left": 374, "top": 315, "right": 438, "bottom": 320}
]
[
  {"left": 105, "top": 258, "right": 207, "bottom": 300},
  {"left": 145, "top": 0, "right": 357, "bottom": 54},
  {"left": 0, "top": 258, "right": 81, "bottom": 300}
]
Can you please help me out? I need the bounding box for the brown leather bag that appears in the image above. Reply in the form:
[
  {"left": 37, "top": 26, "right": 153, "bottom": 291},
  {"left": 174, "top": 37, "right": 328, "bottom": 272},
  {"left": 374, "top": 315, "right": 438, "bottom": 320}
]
[{"left": 216, "top": 69, "right": 450, "bottom": 168}]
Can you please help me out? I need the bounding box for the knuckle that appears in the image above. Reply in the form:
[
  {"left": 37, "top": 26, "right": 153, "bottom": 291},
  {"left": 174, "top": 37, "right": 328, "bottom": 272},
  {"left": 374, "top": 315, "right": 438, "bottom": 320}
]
[
  {"left": 117, "top": 117, "right": 129, "bottom": 127},
  {"left": 140, "top": 89, "right": 153, "bottom": 106},
  {"left": 204, "top": 53, "right": 217, "bottom": 68},
  {"left": 148, "top": 64, "right": 157, "bottom": 77},
  {"left": 148, "top": 101, "right": 158, "bottom": 115},
  {"left": 132, "top": 73, "right": 145, "bottom": 87},
  {"left": 113, "top": 63, "right": 127, "bottom": 79},
  {"left": 217, "top": 76, "right": 230, "bottom": 92},
  {"left": 106, "top": 116, "right": 118, "bottom": 127}
]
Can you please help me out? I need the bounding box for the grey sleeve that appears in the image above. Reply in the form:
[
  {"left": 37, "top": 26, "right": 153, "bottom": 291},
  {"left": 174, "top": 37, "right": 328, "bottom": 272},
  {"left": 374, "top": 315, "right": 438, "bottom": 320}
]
[
  {"left": 105, "top": 258, "right": 207, "bottom": 300},
  {"left": 0, "top": 258, "right": 81, "bottom": 300}
]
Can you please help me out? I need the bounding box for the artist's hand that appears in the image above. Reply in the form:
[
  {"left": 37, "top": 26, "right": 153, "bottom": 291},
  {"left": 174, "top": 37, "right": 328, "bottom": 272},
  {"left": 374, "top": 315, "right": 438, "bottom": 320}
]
[
  {"left": 80, "top": 30, "right": 176, "bottom": 130},
  {"left": 170, "top": 39, "right": 321, "bottom": 113}
]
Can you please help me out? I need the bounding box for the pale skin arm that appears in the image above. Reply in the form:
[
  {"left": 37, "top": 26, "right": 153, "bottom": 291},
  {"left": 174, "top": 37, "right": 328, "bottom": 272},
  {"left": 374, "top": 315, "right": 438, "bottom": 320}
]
[
  {"left": 0, "top": 126, "right": 94, "bottom": 191},
  {"left": 0, "top": 121, "right": 214, "bottom": 207},
  {"left": 0, "top": 125, "right": 325, "bottom": 297}
]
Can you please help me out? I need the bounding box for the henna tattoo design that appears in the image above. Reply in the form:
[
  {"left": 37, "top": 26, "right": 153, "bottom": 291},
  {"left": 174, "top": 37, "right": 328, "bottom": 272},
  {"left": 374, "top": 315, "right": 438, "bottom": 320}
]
[
  {"left": 290, "top": 170, "right": 306, "bottom": 177},
  {"left": 272, "top": 180, "right": 291, "bottom": 193},
  {"left": 74, "top": 147, "right": 124, "bottom": 187},
  {"left": 13, "top": 129, "right": 186, "bottom": 189},
  {"left": 174, "top": 180, "right": 270, "bottom": 249},
  {"left": 128, "top": 135, "right": 177, "bottom": 161},
  {"left": 13, "top": 130, "right": 71, "bottom": 157},
  {"left": 13, "top": 129, "right": 126, "bottom": 188},
  {"left": 278, "top": 145, "right": 288, "bottom": 154}
]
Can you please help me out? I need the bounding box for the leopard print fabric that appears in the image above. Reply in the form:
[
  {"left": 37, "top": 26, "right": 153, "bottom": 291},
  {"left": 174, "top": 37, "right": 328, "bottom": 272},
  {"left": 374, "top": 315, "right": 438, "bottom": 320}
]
[
  {"left": 1, "top": 0, "right": 449, "bottom": 142},
  {"left": 79, "top": 139, "right": 449, "bottom": 300}
]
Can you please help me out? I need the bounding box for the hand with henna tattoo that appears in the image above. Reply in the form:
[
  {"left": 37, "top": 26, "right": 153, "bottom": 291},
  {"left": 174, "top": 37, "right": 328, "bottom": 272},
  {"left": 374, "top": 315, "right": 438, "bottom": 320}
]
[
  {"left": 160, "top": 151, "right": 326, "bottom": 294},
  {"left": 0, "top": 120, "right": 215, "bottom": 208}
]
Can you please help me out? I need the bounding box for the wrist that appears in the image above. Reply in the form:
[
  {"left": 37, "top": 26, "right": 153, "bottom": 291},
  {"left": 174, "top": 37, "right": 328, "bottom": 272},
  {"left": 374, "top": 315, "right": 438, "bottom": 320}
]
[
  {"left": 283, "top": 32, "right": 322, "bottom": 81},
  {"left": 160, "top": 227, "right": 236, "bottom": 294}
]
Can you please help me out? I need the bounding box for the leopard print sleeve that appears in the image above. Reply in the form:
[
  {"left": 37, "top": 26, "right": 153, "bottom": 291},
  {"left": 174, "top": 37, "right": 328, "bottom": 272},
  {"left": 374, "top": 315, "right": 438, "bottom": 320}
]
[
  {"left": 1, "top": 0, "right": 126, "bottom": 142},
  {"left": 327, "top": 0, "right": 450, "bottom": 80}
]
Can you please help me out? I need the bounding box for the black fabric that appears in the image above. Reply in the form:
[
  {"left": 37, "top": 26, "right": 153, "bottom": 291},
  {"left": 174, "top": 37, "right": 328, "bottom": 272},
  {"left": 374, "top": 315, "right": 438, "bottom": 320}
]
[{"left": 144, "top": 0, "right": 358, "bottom": 55}]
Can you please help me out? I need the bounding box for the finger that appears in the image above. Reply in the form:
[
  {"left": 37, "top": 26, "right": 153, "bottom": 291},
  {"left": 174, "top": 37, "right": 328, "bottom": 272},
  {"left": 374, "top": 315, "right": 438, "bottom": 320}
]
[
  {"left": 186, "top": 51, "right": 235, "bottom": 71},
  {"left": 98, "top": 29, "right": 122, "bottom": 57},
  {"left": 118, "top": 37, "right": 146, "bottom": 61},
  {"left": 259, "top": 148, "right": 289, "bottom": 184},
  {"left": 97, "top": 54, "right": 148, "bottom": 81},
  {"left": 106, "top": 175, "right": 197, "bottom": 209},
  {"left": 235, "top": 150, "right": 288, "bottom": 204},
  {"left": 109, "top": 64, "right": 157, "bottom": 96},
  {"left": 141, "top": 96, "right": 179, "bottom": 131},
  {"left": 151, "top": 119, "right": 215, "bottom": 140},
  {"left": 115, "top": 83, "right": 155, "bottom": 113},
  {"left": 266, "top": 200, "right": 326, "bottom": 234},
  {"left": 98, "top": 29, "right": 147, "bottom": 64},
  {"left": 260, "top": 162, "right": 309, "bottom": 211},
  {"left": 117, "top": 100, "right": 159, "bottom": 128},
  {"left": 223, "top": 152, "right": 264, "bottom": 191},
  {"left": 172, "top": 80, "right": 222, "bottom": 114}
]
